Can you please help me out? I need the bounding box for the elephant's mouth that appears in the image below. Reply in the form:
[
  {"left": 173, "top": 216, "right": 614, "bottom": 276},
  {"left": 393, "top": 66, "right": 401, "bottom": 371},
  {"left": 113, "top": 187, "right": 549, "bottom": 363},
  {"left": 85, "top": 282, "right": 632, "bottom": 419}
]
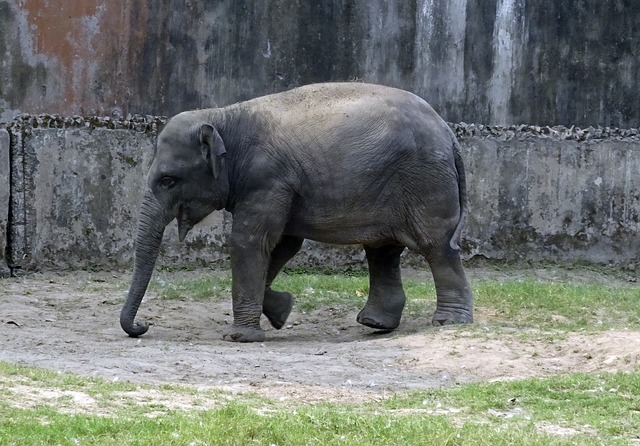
[
  {"left": 177, "top": 203, "right": 215, "bottom": 241},
  {"left": 177, "top": 207, "right": 194, "bottom": 242}
]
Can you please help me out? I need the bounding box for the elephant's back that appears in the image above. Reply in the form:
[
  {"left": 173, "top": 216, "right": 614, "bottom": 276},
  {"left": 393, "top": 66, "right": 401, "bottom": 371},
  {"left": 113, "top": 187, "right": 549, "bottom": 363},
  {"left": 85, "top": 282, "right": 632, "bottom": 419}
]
[
  {"left": 252, "top": 82, "right": 423, "bottom": 110},
  {"left": 234, "top": 83, "right": 440, "bottom": 129},
  {"left": 230, "top": 83, "right": 450, "bottom": 151}
]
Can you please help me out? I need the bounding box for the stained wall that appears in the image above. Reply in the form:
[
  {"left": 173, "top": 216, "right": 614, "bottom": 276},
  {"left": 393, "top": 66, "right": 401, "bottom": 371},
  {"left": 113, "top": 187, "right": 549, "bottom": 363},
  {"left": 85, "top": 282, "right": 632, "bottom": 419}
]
[{"left": 1, "top": 0, "right": 639, "bottom": 127}]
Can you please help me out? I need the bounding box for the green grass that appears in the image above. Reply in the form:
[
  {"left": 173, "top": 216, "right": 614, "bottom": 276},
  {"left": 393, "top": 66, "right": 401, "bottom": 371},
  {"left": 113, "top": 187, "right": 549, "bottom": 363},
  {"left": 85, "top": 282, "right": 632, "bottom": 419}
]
[
  {"left": 474, "top": 280, "right": 640, "bottom": 330},
  {"left": 386, "top": 371, "right": 640, "bottom": 441},
  {"left": 1, "top": 362, "right": 639, "bottom": 445},
  {"left": 149, "top": 274, "right": 233, "bottom": 301},
  {"left": 147, "top": 270, "right": 640, "bottom": 330}
]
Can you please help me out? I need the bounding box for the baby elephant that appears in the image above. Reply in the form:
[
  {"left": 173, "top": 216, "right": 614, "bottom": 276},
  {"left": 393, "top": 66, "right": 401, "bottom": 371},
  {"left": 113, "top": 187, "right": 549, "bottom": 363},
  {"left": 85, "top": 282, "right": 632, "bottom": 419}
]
[{"left": 121, "top": 82, "right": 473, "bottom": 342}]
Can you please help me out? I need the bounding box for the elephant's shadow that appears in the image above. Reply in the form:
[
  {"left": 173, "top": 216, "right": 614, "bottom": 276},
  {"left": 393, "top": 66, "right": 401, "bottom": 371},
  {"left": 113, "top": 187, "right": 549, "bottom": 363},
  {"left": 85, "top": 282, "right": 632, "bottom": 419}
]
[{"left": 136, "top": 292, "right": 438, "bottom": 344}]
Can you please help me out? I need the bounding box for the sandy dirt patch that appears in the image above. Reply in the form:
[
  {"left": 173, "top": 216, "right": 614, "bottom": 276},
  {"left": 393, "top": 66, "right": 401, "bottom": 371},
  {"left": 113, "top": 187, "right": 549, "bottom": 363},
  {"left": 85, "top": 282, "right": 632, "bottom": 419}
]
[{"left": 1, "top": 267, "right": 638, "bottom": 403}]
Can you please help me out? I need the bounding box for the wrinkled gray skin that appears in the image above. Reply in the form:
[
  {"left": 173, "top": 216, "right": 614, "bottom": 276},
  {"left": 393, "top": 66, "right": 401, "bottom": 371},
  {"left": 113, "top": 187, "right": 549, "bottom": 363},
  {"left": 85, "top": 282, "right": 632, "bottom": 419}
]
[{"left": 121, "top": 83, "right": 473, "bottom": 342}]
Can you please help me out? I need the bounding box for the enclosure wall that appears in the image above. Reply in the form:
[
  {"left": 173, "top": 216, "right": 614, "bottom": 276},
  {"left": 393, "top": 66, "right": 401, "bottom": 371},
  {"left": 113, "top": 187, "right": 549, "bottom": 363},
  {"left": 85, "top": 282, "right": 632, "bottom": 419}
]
[{"left": 3, "top": 117, "right": 639, "bottom": 273}]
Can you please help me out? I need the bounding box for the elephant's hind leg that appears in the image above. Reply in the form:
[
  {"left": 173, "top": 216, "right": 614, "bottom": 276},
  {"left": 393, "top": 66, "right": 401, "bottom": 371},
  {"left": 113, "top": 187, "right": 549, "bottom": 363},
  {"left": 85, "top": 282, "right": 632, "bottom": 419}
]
[
  {"left": 357, "top": 244, "right": 407, "bottom": 330},
  {"left": 425, "top": 244, "right": 473, "bottom": 326},
  {"left": 263, "top": 235, "right": 304, "bottom": 329}
]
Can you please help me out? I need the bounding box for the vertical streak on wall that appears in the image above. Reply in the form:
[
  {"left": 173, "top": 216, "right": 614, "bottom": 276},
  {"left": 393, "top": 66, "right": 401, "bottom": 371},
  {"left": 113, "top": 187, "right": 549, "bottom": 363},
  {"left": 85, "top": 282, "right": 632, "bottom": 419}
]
[
  {"left": 0, "top": 129, "right": 10, "bottom": 276},
  {"left": 488, "top": 0, "right": 526, "bottom": 124},
  {"left": 361, "top": 1, "right": 399, "bottom": 84},
  {"left": 415, "top": 0, "right": 435, "bottom": 77},
  {"left": 443, "top": 0, "right": 467, "bottom": 103},
  {"left": 7, "top": 126, "right": 25, "bottom": 270},
  {"left": 414, "top": 0, "right": 467, "bottom": 115},
  {"left": 628, "top": 154, "right": 639, "bottom": 234}
]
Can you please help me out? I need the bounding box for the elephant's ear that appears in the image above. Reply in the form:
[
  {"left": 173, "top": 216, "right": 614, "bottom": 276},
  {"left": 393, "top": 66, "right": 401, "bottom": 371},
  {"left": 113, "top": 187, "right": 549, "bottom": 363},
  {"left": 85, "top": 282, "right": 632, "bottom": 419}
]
[{"left": 199, "top": 124, "right": 226, "bottom": 180}]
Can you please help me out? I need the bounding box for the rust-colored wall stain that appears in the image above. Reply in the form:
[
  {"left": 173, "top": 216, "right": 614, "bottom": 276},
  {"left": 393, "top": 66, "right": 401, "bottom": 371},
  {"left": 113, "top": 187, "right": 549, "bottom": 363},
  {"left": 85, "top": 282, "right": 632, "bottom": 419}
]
[
  {"left": 21, "top": 0, "right": 102, "bottom": 110},
  {"left": 23, "top": 0, "right": 99, "bottom": 69},
  {"left": 15, "top": 1, "right": 150, "bottom": 115}
]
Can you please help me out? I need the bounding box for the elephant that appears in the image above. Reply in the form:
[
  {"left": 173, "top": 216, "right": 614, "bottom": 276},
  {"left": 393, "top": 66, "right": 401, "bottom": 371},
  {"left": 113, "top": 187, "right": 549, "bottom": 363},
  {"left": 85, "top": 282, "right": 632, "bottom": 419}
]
[{"left": 120, "top": 82, "right": 473, "bottom": 342}]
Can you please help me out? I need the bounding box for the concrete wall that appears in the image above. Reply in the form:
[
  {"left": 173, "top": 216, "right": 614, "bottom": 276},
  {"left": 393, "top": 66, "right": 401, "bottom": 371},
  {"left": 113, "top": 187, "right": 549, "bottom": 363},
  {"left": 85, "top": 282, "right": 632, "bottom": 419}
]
[
  {"left": 3, "top": 116, "right": 639, "bottom": 273},
  {"left": 1, "top": 1, "right": 639, "bottom": 128},
  {"left": 460, "top": 127, "right": 640, "bottom": 266}
]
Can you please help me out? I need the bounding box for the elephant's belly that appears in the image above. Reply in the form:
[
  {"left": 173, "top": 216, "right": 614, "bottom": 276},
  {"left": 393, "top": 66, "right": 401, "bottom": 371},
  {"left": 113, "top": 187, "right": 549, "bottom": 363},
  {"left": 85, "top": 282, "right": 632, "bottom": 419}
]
[{"left": 283, "top": 217, "right": 402, "bottom": 247}]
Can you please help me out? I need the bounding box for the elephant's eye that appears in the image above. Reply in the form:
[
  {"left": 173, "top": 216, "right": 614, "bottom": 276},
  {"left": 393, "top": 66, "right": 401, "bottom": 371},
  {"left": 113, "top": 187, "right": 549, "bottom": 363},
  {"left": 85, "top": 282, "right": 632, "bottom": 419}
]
[{"left": 158, "top": 176, "right": 178, "bottom": 189}]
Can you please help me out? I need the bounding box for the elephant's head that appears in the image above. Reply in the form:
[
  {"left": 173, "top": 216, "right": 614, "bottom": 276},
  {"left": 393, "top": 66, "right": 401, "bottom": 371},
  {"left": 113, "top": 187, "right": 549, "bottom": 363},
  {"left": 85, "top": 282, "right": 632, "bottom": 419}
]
[{"left": 120, "top": 113, "right": 228, "bottom": 337}]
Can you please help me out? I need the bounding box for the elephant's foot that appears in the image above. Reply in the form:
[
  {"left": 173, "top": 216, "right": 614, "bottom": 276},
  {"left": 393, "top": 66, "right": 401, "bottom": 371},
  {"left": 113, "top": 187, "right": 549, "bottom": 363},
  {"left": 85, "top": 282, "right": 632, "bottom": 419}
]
[
  {"left": 356, "top": 304, "right": 402, "bottom": 330},
  {"left": 223, "top": 325, "right": 265, "bottom": 342},
  {"left": 431, "top": 307, "right": 473, "bottom": 326},
  {"left": 263, "top": 289, "right": 294, "bottom": 329}
]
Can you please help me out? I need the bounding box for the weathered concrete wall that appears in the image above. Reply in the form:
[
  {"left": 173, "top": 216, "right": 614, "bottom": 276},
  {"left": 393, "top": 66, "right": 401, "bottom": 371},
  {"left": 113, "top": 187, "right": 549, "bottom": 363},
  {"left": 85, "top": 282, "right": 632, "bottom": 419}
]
[
  {"left": 459, "top": 127, "right": 640, "bottom": 266},
  {"left": 0, "top": 128, "right": 9, "bottom": 276},
  {"left": 5, "top": 116, "right": 229, "bottom": 271},
  {"left": 4, "top": 116, "right": 639, "bottom": 273},
  {"left": 1, "top": 1, "right": 639, "bottom": 127}
]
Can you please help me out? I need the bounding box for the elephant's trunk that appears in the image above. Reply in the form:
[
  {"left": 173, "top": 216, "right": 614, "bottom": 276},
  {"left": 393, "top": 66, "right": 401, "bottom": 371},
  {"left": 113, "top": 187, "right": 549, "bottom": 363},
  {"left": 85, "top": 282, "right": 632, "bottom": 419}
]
[{"left": 120, "top": 190, "right": 171, "bottom": 337}]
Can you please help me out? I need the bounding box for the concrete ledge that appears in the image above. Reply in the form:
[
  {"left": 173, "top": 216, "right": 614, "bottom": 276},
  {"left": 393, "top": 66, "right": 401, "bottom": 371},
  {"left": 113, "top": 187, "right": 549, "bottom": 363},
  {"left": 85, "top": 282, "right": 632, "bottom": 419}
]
[{"left": 5, "top": 115, "right": 640, "bottom": 271}]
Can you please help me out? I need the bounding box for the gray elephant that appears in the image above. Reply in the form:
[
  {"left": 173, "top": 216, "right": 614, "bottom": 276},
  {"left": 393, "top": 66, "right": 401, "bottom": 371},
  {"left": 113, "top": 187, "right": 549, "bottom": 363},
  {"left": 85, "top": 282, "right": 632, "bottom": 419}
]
[{"left": 120, "top": 82, "right": 473, "bottom": 342}]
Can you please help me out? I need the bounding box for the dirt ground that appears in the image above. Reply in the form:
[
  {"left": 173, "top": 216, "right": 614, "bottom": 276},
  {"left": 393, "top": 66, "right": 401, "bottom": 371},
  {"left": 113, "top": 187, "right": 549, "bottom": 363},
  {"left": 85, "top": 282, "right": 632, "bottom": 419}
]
[{"left": 1, "top": 266, "right": 639, "bottom": 403}]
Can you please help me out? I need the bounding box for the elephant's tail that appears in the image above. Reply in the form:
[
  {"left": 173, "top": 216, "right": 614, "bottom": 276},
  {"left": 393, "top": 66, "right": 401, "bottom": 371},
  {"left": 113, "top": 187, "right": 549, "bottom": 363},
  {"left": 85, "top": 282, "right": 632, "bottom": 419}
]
[{"left": 449, "top": 138, "right": 467, "bottom": 251}]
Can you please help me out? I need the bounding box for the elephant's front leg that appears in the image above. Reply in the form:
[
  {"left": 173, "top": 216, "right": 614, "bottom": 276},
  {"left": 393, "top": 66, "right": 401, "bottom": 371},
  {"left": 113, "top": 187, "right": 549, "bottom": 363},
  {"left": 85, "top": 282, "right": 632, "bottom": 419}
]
[
  {"left": 223, "top": 232, "right": 269, "bottom": 342},
  {"left": 223, "top": 194, "right": 290, "bottom": 342},
  {"left": 224, "top": 223, "right": 283, "bottom": 342}
]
